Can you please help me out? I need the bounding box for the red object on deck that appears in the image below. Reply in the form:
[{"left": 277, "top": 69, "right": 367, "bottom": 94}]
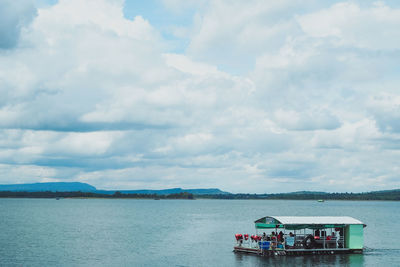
[
  {"left": 244, "top": 234, "right": 249, "bottom": 240},
  {"left": 235, "top": 234, "right": 243, "bottom": 241}
]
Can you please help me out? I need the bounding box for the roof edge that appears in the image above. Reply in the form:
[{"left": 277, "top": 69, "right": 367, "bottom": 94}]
[{"left": 255, "top": 216, "right": 365, "bottom": 226}]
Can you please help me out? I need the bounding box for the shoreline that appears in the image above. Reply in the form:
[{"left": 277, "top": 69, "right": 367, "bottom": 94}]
[{"left": 0, "top": 196, "right": 398, "bottom": 201}]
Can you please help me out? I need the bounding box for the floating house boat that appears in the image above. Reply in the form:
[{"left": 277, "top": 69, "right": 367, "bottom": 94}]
[{"left": 234, "top": 216, "right": 366, "bottom": 256}]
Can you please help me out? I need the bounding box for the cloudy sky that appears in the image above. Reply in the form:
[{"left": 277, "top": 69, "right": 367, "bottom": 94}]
[{"left": 0, "top": 0, "right": 399, "bottom": 193}]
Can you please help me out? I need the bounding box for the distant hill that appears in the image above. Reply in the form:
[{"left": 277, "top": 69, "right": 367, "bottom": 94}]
[
  {"left": 96, "top": 188, "right": 229, "bottom": 195},
  {"left": 185, "top": 188, "right": 229, "bottom": 195},
  {"left": 0, "top": 182, "right": 229, "bottom": 195},
  {"left": 0, "top": 182, "right": 97, "bottom": 192},
  {"left": 1, "top": 182, "right": 399, "bottom": 200}
]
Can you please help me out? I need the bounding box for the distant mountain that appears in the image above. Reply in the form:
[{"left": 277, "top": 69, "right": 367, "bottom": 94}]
[
  {"left": 0, "top": 182, "right": 229, "bottom": 195},
  {"left": 1, "top": 182, "right": 399, "bottom": 200},
  {"left": 97, "top": 188, "right": 230, "bottom": 195},
  {"left": 185, "top": 188, "right": 230, "bottom": 195},
  {"left": 0, "top": 182, "right": 97, "bottom": 192}
]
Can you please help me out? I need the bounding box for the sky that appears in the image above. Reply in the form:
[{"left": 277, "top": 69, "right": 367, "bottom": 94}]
[{"left": 0, "top": 0, "right": 399, "bottom": 193}]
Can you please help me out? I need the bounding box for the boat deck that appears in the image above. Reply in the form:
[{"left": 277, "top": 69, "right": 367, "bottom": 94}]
[{"left": 233, "top": 246, "right": 362, "bottom": 256}]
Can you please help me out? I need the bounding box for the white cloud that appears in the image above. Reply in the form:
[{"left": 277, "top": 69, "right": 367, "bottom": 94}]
[
  {"left": 367, "top": 92, "right": 400, "bottom": 133},
  {"left": 297, "top": 2, "right": 400, "bottom": 50},
  {"left": 0, "top": 163, "right": 57, "bottom": 184},
  {"left": 0, "top": 0, "right": 36, "bottom": 49},
  {"left": 163, "top": 53, "right": 220, "bottom": 75},
  {"left": 186, "top": 0, "right": 303, "bottom": 72},
  {"left": 0, "top": 0, "right": 400, "bottom": 193},
  {"left": 49, "top": 132, "right": 117, "bottom": 156},
  {"left": 274, "top": 109, "right": 341, "bottom": 131},
  {"left": 32, "top": 0, "right": 158, "bottom": 41}
]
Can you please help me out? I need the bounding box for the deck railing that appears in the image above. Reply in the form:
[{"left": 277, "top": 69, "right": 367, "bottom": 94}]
[
  {"left": 236, "top": 234, "right": 345, "bottom": 251},
  {"left": 286, "top": 233, "right": 344, "bottom": 249}
]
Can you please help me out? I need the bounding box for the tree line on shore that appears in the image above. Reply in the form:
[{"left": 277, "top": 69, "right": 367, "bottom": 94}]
[
  {"left": 198, "top": 190, "right": 400, "bottom": 200},
  {"left": 1, "top": 189, "right": 399, "bottom": 200},
  {"left": 0, "top": 191, "right": 194, "bottom": 199}
]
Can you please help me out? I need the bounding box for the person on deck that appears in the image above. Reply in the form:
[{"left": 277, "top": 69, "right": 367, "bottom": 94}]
[
  {"left": 270, "top": 231, "right": 276, "bottom": 239},
  {"left": 269, "top": 232, "right": 276, "bottom": 249},
  {"left": 286, "top": 232, "right": 295, "bottom": 248},
  {"left": 336, "top": 230, "right": 341, "bottom": 248},
  {"left": 278, "top": 231, "right": 284, "bottom": 242},
  {"left": 315, "top": 229, "right": 320, "bottom": 237}
]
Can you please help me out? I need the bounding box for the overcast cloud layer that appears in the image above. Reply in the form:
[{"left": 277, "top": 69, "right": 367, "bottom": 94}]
[{"left": 0, "top": 0, "right": 399, "bottom": 193}]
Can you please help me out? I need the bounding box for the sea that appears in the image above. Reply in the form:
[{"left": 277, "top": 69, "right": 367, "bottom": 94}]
[{"left": 0, "top": 199, "right": 399, "bottom": 266}]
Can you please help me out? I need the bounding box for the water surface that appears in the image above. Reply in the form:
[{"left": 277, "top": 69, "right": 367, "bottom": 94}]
[{"left": 0, "top": 199, "right": 399, "bottom": 266}]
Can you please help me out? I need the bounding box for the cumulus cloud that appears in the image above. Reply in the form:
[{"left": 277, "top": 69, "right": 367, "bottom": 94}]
[
  {"left": 297, "top": 2, "right": 400, "bottom": 50},
  {"left": 0, "top": 0, "right": 36, "bottom": 49},
  {"left": 0, "top": 0, "right": 400, "bottom": 193},
  {"left": 367, "top": 93, "right": 400, "bottom": 133},
  {"left": 274, "top": 109, "right": 341, "bottom": 131}
]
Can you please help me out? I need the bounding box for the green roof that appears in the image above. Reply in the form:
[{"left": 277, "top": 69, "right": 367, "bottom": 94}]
[{"left": 255, "top": 216, "right": 366, "bottom": 229}]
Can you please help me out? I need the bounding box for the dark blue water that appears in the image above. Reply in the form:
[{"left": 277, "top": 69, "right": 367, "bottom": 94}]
[{"left": 0, "top": 199, "right": 399, "bottom": 266}]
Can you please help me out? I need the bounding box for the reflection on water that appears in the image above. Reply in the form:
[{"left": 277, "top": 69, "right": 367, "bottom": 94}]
[{"left": 234, "top": 253, "right": 365, "bottom": 267}]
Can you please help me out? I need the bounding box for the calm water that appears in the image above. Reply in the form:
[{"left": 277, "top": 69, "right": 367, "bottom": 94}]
[{"left": 0, "top": 199, "right": 399, "bottom": 266}]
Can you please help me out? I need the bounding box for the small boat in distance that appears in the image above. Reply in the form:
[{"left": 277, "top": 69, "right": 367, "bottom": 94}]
[
  {"left": 318, "top": 199, "right": 325, "bottom": 202},
  {"left": 234, "top": 216, "right": 366, "bottom": 257}
]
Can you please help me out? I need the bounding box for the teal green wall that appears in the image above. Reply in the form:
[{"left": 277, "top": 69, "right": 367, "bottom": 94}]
[{"left": 345, "top": 225, "right": 364, "bottom": 249}]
